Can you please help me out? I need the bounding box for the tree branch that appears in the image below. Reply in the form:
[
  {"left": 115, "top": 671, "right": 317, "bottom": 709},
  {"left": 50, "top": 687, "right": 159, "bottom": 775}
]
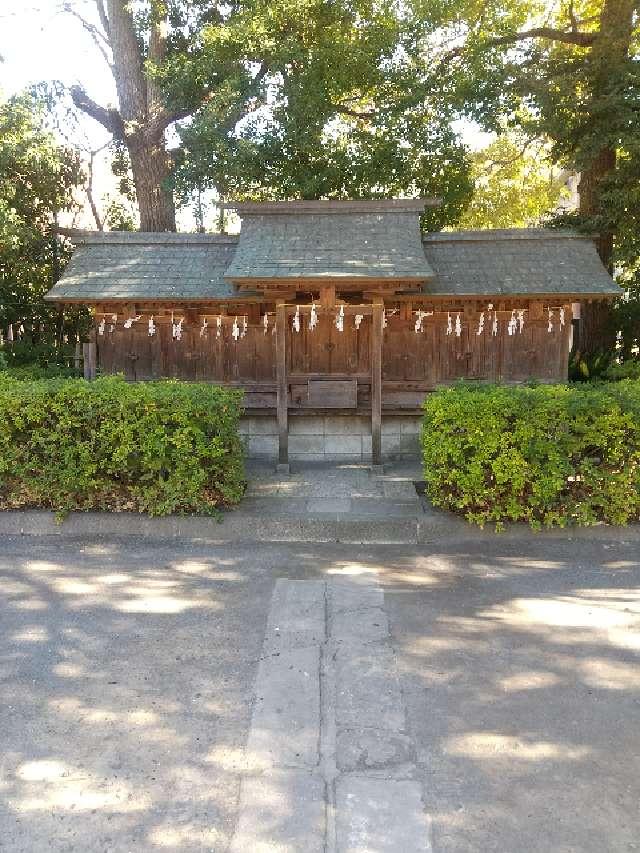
[
  {"left": 62, "top": 3, "right": 112, "bottom": 70},
  {"left": 154, "top": 61, "right": 272, "bottom": 138},
  {"left": 95, "top": 0, "right": 109, "bottom": 36},
  {"left": 332, "top": 104, "right": 376, "bottom": 120},
  {"left": 70, "top": 85, "right": 124, "bottom": 138},
  {"left": 443, "top": 25, "right": 597, "bottom": 64}
]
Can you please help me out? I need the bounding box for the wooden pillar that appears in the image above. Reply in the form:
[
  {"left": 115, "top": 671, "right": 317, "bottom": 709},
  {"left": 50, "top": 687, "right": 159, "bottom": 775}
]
[
  {"left": 83, "top": 336, "right": 97, "bottom": 380},
  {"left": 371, "top": 300, "right": 383, "bottom": 472},
  {"left": 275, "top": 302, "right": 289, "bottom": 473}
]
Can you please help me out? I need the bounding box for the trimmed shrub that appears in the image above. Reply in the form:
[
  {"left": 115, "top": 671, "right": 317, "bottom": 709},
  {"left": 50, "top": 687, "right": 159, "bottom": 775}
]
[
  {"left": 603, "top": 360, "right": 640, "bottom": 381},
  {"left": 422, "top": 381, "right": 640, "bottom": 528},
  {"left": 0, "top": 375, "right": 245, "bottom": 516},
  {"left": 1, "top": 363, "right": 78, "bottom": 380}
]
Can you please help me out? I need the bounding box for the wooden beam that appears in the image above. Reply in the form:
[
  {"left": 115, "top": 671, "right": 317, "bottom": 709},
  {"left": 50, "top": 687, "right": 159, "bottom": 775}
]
[
  {"left": 320, "top": 286, "right": 336, "bottom": 309},
  {"left": 371, "top": 300, "right": 383, "bottom": 471},
  {"left": 275, "top": 302, "right": 289, "bottom": 473}
]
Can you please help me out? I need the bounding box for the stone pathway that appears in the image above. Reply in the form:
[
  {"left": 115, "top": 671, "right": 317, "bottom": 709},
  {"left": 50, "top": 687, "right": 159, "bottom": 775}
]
[
  {"left": 243, "top": 460, "right": 424, "bottom": 519},
  {"left": 230, "top": 578, "right": 432, "bottom": 853}
]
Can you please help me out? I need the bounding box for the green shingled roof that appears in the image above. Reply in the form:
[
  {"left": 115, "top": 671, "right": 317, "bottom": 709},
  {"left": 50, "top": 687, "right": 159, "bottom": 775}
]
[
  {"left": 222, "top": 200, "right": 437, "bottom": 282},
  {"left": 422, "top": 229, "right": 620, "bottom": 298},
  {"left": 45, "top": 232, "right": 244, "bottom": 302},
  {"left": 46, "top": 214, "right": 619, "bottom": 304}
]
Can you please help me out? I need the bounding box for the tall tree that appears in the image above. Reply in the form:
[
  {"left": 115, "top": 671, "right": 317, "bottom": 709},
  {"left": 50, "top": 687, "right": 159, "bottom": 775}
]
[
  {"left": 415, "top": 0, "right": 638, "bottom": 353},
  {"left": 173, "top": 0, "right": 473, "bottom": 230},
  {"left": 66, "top": 0, "right": 254, "bottom": 231}
]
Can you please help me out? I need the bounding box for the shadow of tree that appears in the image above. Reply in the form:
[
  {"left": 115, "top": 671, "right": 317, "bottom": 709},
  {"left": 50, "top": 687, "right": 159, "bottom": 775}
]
[
  {"left": 0, "top": 538, "right": 274, "bottom": 852},
  {"left": 379, "top": 538, "right": 640, "bottom": 853},
  {"left": 1, "top": 535, "right": 639, "bottom": 852}
]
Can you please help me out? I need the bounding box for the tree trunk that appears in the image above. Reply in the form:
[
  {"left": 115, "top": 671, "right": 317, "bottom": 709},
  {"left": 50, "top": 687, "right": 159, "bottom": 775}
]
[
  {"left": 129, "top": 136, "right": 176, "bottom": 232},
  {"left": 578, "top": 148, "right": 617, "bottom": 357},
  {"left": 575, "top": 0, "right": 634, "bottom": 358},
  {"left": 71, "top": 1, "right": 177, "bottom": 231}
]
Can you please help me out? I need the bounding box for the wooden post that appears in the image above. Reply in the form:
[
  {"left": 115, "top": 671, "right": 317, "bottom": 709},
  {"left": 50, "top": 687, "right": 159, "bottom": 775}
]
[
  {"left": 371, "top": 300, "right": 383, "bottom": 472},
  {"left": 83, "top": 328, "right": 97, "bottom": 380},
  {"left": 275, "top": 302, "right": 289, "bottom": 473}
]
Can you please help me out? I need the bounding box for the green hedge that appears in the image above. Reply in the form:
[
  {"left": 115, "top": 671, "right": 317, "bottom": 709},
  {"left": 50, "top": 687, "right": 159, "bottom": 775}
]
[
  {"left": 422, "top": 381, "right": 640, "bottom": 528},
  {"left": 0, "top": 376, "right": 245, "bottom": 516}
]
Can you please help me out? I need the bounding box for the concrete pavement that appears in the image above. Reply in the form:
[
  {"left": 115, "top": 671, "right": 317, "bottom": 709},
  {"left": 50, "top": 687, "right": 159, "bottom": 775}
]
[{"left": 1, "top": 534, "right": 639, "bottom": 851}]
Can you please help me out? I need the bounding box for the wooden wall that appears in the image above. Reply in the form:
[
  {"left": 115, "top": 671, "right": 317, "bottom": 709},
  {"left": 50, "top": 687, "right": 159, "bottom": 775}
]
[{"left": 96, "top": 303, "right": 572, "bottom": 407}]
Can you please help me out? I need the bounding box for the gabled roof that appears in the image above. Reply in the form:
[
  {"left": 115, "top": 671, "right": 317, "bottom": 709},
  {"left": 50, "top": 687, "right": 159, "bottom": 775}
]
[
  {"left": 422, "top": 229, "right": 620, "bottom": 298},
  {"left": 45, "top": 218, "right": 619, "bottom": 304},
  {"left": 45, "top": 231, "right": 244, "bottom": 302},
  {"left": 222, "top": 199, "right": 438, "bottom": 283}
]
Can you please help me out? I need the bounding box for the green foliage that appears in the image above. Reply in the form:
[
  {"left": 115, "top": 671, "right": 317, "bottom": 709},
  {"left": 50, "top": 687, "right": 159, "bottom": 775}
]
[
  {"left": 568, "top": 349, "right": 612, "bottom": 382},
  {"left": 175, "top": 0, "right": 472, "bottom": 227},
  {"left": 457, "top": 135, "right": 569, "bottom": 229},
  {"left": 0, "top": 90, "right": 88, "bottom": 344},
  {"left": 0, "top": 376, "right": 245, "bottom": 517},
  {"left": 422, "top": 382, "right": 640, "bottom": 528},
  {"left": 603, "top": 360, "right": 640, "bottom": 381},
  {"left": 1, "top": 339, "right": 76, "bottom": 367}
]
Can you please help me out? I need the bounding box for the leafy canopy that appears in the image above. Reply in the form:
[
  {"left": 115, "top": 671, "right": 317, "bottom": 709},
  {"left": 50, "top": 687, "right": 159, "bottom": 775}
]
[
  {"left": 457, "top": 134, "right": 569, "bottom": 229},
  {"left": 0, "top": 91, "right": 83, "bottom": 338},
  {"left": 173, "top": 0, "right": 473, "bottom": 230}
]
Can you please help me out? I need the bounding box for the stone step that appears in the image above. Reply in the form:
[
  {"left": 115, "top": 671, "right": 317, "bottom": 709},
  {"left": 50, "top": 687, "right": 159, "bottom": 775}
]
[{"left": 0, "top": 509, "right": 462, "bottom": 544}]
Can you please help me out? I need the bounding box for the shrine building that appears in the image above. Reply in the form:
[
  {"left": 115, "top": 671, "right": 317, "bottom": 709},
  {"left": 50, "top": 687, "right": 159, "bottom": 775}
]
[{"left": 46, "top": 199, "right": 619, "bottom": 470}]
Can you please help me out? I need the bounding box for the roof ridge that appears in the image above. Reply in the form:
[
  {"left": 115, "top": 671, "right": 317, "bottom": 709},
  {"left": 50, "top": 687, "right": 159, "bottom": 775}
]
[
  {"left": 57, "top": 228, "right": 239, "bottom": 245},
  {"left": 220, "top": 199, "right": 440, "bottom": 215},
  {"left": 423, "top": 228, "right": 589, "bottom": 243}
]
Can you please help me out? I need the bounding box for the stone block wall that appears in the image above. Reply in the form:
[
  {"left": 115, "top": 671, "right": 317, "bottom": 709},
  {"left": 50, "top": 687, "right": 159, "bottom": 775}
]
[{"left": 239, "top": 414, "right": 421, "bottom": 461}]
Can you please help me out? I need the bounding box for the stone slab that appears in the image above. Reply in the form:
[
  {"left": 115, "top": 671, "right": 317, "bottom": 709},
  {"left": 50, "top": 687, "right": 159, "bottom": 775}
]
[
  {"left": 246, "top": 646, "right": 321, "bottom": 769},
  {"left": 306, "top": 498, "right": 353, "bottom": 515},
  {"left": 350, "top": 498, "right": 420, "bottom": 517},
  {"left": 264, "top": 579, "right": 326, "bottom": 652},
  {"left": 336, "top": 728, "right": 416, "bottom": 772},
  {"left": 231, "top": 769, "right": 325, "bottom": 853},
  {"left": 335, "top": 518, "right": 419, "bottom": 544},
  {"left": 335, "top": 776, "right": 431, "bottom": 853},
  {"left": 329, "top": 581, "right": 384, "bottom": 614},
  {"left": 331, "top": 606, "right": 390, "bottom": 645},
  {"left": 334, "top": 643, "right": 406, "bottom": 732}
]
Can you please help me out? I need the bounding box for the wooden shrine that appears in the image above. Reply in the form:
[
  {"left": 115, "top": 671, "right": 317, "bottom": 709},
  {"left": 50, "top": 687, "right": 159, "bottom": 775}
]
[{"left": 46, "top": 199, "right": 619, "bottom": 470}]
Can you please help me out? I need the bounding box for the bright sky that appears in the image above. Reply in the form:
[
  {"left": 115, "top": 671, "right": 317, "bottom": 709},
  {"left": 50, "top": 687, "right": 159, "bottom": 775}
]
[
  {"left": 1, "top": 0, "right": 114, "bottom": 140},
  {"left": 0, "top": 0, "right": 492, "bottom": 230}
]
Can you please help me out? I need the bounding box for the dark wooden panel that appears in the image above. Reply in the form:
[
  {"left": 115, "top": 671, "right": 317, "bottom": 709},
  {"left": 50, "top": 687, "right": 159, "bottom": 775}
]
[{"left": 307, "top": 379, "right": 358, "bottom": 408}]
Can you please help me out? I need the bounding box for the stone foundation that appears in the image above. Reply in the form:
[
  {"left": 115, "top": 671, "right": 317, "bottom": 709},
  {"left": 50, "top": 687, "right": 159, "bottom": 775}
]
[{"left": 239, "top": 414, "right": 421, "bottom": 461}]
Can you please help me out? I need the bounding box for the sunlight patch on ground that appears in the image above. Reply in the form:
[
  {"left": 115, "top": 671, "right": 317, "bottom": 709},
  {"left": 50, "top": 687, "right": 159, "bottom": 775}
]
[
  {"left": 96, "top": 573, "right": 131, "bottom": 585},
  {"left": 52, "top": 578, "right": 99, "bottom": 595},
  {"left": 52, "top": 662, "right": 84, "bottom": 678},
  {"left": 499, "top": 671, "right": 561, "bottom": 692},
  {"left": 25, "top": 561, "right": 63, "bottom": 573},
  {"left": 578, "top": 657, "right": 640, "bottom": 690},
  {"left": 148, "top": 824, "right": 222, "bottom": 847},
  {"left": 116, "top": 592, "right": 210, "bottom": 613},
  {"left": 480, "top": 590, "right": 640, "bottom": 651},
  {"left": 10, "top": 625, "right": 49, "bottom": 643},
  {"left": 326, "top": 561, "right": 380, "bottom": 577},
  {"left": 446, "top": 733, "right": 591, "bottom": 762},
  {"left": 204, "top": 745, "right": 248, "bottom": 773},
  {"left": 170, "top": 560, "right": 243, "bottom": 580},
  {"left": 12, "top": 759, "right": 150, "bottom": 813}
]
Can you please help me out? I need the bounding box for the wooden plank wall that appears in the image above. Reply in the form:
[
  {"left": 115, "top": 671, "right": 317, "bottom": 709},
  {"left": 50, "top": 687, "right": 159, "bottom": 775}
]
[
  {"left": 96, "top": 304, "right": 572, "bottom": 399},
  {"left": 98, "top": 320, "right": 276, "bottom": 383}
]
